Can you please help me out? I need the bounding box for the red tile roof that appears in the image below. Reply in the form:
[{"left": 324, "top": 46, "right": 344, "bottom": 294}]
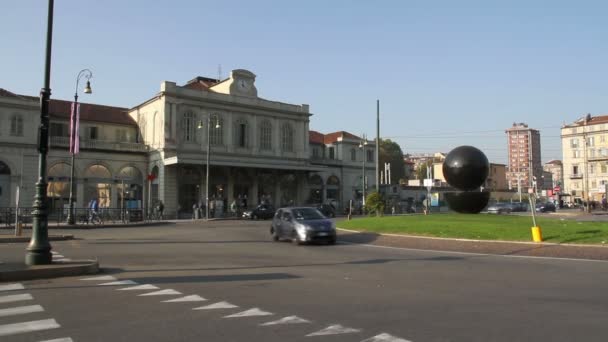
[
  {"left": 49, "top": 99, "right": 135, "bottom": 126},
  {"left": 323, "top": 131, "right": 361, "bottom": 144},
  {"left": 182, "top": 76, "right": 221, "bottom": 91},
  {"left": 309, "top": 130, "right": 324, "bottom": 144},
  {"left": 564, "top": 114, "right": 608, "bottom": 127}
]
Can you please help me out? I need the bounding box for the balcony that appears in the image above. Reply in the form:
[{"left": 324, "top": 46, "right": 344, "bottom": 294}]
[
  {"left": 50, "top": 136, "right": 148, "bottom": 153},
  {"left": 570, "top": 174, "right": 583, "bottom": 179}
]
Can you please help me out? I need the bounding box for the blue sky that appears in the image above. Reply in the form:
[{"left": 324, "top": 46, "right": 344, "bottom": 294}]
[{"left": 2, "top": 0, "right": 607, "bottom": 163}]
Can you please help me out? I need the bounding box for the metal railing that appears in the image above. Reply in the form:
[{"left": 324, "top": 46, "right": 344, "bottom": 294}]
[
  {"left": 0, "top": 207, "right": 148, "bottom": 228},
  {"left": 50, "top": 136, "right": 148, "bottom": 152}
]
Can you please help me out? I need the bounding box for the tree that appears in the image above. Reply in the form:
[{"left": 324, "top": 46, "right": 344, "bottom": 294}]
[
  {"left": 378, "top": 139, "right": 406, "bottom": 184},
  {"left": 365, "top": 191, "right": 384, "bottom": 217},
  {"left": 416, "top": 163, "right": 429, "bottom": 181}
]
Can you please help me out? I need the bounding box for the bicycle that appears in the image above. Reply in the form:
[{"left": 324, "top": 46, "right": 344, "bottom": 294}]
[{"left": 88, "top": 210, "right": 103, "bottom": 225}]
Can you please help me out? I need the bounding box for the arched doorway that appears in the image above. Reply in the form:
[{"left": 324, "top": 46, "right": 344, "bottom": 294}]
[
  {"left": 47, "top": 162, "right": 71, "bottom": 211},
  {"left": 0, "top": 161, "right": 10, "bottom": 208},
  {"left": 117, "top": 166, "right": 143, "bottom": 210},
  {"left": 178, "top": 165, "right": 201, "bottom": 212},
  {"left": 84, "top": 164, "right": 112, "bottom": 208},
  {"left": 326, "top": 175, "right": 340, "bottom": 208},
  {"left": 307, "top": 174, "right": 323, "bottom": 204},
  {"left": 233, "top": 169, "right": 252, "bottom": 209},
  {"left": 279, "top": 173, "right": 297, "bottom": 207},
  {"left": 257, "top": 172, "right": 274, "bottom": 206}
]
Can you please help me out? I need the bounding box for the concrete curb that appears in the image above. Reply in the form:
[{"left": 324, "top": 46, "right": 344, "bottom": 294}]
[
  {"left": 0, "top": 260, "right": 99, "bottom": 281},
  {"left": 0, "top": 235, "right": 74, "bottom": 243}
]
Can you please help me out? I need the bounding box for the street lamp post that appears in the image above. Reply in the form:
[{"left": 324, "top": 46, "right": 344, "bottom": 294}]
[
  {"left": 26, "top": 0, "right": 55, "bottom": 265},
  {"left": 66, "top": 69, "right": 92, "bottom": 225},
  {"left": 198, "top": 116, "right": 219, "bottom": 220},
  {"left": 359, "top": 136, "right": 368, "bottom": 208}
]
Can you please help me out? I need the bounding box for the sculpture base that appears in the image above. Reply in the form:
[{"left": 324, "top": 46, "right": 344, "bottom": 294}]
[{"left": 445, "top": 191, "right": 491, "bottom": 214}]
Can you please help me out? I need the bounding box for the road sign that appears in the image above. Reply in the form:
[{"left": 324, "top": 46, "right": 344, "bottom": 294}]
[{"left": 554, "top": 186, "right": 561, "bottom": 193}]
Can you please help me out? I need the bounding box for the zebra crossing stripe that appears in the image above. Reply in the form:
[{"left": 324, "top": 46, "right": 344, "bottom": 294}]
[
  {"left": 39, "top": 338, "right": 74, "bottom": 342},
  {"left": 80, "top": 275, "right": 116, "bottom": 281},
  {"left": 360, "top": 333, "right": 413, "bottom": 342},
  {"left": 260, "top": 315, "right": 311, "bottom": 326},
  {"left": 99, "top": 280, "right": 138, "bottom": 286},
  {"left": 138, "top": 289, "right": 182, "bottom": 296},
  {"left": 0, "top": 294, "right": 33, "bottom": 304},
  {"left": 0, "top": 305, "right": 44, "bottom": 318},
  {"left": 0, "top": 283, "right": 24, "bottom": 292},
  {"left": 193, "top": 301, "right": 238, "bottom": 310},
  {"left": 162, "top": 295, "right": 206, "bottom": 303},
  {"left": 224, "top": 308, "right": 273, "bottom": 318},
  {"left": 306, "top": 324, "right": 362, "bottom": 336},
  {"left": 53, "top": 255, "right": 65, "bottom": 258},
  {"left": 117, "top": 284, "right": 159, "bottom": 291},
  {"left": 0, "top": 319, "right": 60, "bottom": 337}
]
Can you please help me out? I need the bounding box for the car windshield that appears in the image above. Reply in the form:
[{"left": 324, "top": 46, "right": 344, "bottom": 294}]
[{"left": 292, "top": 208, "right": 325, "bottom": 220}]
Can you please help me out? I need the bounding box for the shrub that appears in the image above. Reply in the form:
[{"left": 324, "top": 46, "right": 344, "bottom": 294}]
[{"left": 365, "top": 191, "right": 385, "bottom": 217}]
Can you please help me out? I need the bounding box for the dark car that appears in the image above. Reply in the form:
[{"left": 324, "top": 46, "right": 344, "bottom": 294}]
[
  {"left": 535, "top": 202, "right": 556, "bottom": 213},
  {"left": 509, "top": 202, "right": 528, "bottom": 212},
  {"left": 315, "top": 204, "right": 336, "bottom": 218},
  {"left": 242, "top": 204, "right": 275, "bottom": 220},
  {"left": 270, "top": 207, "right": 336, "bottom": 245}
]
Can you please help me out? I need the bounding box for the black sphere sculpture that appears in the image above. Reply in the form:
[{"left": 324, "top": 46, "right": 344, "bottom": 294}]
[{"left": 443, "top": 145, "right": 490, "bottom": 214}]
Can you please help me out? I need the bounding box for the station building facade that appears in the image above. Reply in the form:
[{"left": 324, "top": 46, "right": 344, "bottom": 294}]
[{"left": 0, "top": 69, "right": 375, "bottom": 217}]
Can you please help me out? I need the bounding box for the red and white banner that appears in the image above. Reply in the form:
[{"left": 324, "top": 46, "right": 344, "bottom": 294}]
[{"left": 69, "top": 102, "right": 80, "bottom": 155}]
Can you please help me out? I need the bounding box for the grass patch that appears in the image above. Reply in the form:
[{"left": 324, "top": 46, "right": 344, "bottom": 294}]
[{"left": 337, "top": 214, "right": 608, "bottom": 244}]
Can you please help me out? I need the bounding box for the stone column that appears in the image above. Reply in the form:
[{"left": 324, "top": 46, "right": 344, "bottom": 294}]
[{"left": 251, "top": 169, "right": 259, "bottom": 206}]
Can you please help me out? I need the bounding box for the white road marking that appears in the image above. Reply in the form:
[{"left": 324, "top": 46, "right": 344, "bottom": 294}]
[
  {"left": 53, "top": 255, "right": 64, "bottom": 258},
  {"left": 99, "top": 280, "right": 138, "bottom": 286},
  {"left": 306, "top": 324, "right": 361, "bottom": 336},
  {"left": 0, "top": 305, "right": 45, "bottom": 318},
  {"left": 51, "top": 251, "right": 59, "bottom": 254},
  {"left": 0, "top": 319, "right": 60, "bottom": 337},
  {"left": 39, "top": 338, "right": 74, "bottom": 342},
  {"left": 80, "top": 275, "right": 116, "bottom": 281},
  {"left": 54, "top": 258, "right": 72, "bottom": 262},
  {"left": 361, "top": 333, "right": 413, "bottom": 342},
  {"left": 162, "top": 295, "right": 206, "bottom": 303},
  {"left": 260, "top": 315, "right": 311, "bottom": 326},
  {"left": 0, "top": 283, "right": 25, "bottom": 292},
  {"left": 117, "top": 284, "right": 159, "bottom": 291},
  {"left": 138, "top": 289, "right": 182, "bottom": 296},
  {"left": 224, "top": 308, "right": 273, "bottom": 318},
  {"left": 193, "top": 301, "right": 238, "bottom": 310},
  {"left": 0, "top": 293, "right": 33, "bottom": 304}
]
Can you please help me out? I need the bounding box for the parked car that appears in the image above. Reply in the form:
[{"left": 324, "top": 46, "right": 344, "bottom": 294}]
[
  {"left": 242, "top": 204, "right": 275, "bottom": 220},
  {"left": 535, "top": 202, "right": 556, "bottom": 213},
  {"left": 487, "top": 203, "right": 512, "bottom": 214},
  {"left": 270, "top": 207, "right": 336, "bottom": 245},
  {"left": 315, "top": 204, "right": 336, "bottom": 218},
  {"left": 509, "top": 202, "right": 528, "bottom": 212}
]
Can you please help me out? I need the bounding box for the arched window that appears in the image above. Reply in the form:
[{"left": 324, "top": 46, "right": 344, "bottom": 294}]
[
  {"left": 0, "top": 161, "right": 11, "bottom": 207},
  {"left": 117, "top": 166, "right": 144, "bottom": 206},
  {"left": 234, "top": 118, "right": 249, "bottom": 148},
  {"left": 260, "top": 120, "right": 272, "bottom": 150},
  {"left": 10, "top": 114, "right": 23, "bottom": 136},
  {"left": 47, "top": 163, "right": 70, "bottom": 211},
  {"left": 84, "top": 164, "right": 112, "bottom": 208},
  {"left": 183, "top": 112, "right": 194, "bottom": 142},
  {"left": 281, "top": 123, "right": 294, "bottom": 152},
  {"left": 210, "top": 115, "right": 224, "bottom": 146},
  {"left": 350, "top": 148, "right": 357, "bottom": 161}
]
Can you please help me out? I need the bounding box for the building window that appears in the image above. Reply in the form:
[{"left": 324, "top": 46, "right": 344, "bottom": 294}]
[
  {"left": 573, "top": 165, "right": 579, "bottom": 175},
  {"left": 182, "top": 112, "right": 194, "bottom": 142},
  {"left": 590, "top": 149, "right": 596, "bottom": 158},
  {"left": 367, "top": 150, "right": 374, "bottom": 162},
  {"left": 587, "top": 137, "right": 595, "bottom": 147},
  {"left": 234, "top": 120, "right": 248, "bottom": 148},
  {"left": 312, "top": 147, "right": 320, "bottom": 158},
  {"left": 50, "top": 122, "right": 69, "bottom": 137},
  {"left": 10, "top": 114, "right": 23, "bottom": 136},
  {"left": 328, "top": 147, "right": 335, "bottom": 159},
  {"left": 590, "top": 164, "right": 595, "bottom": 174},
  {"left": 573, "top": 150, "right": 581, "bottom": 158},
  {"left": 260, "top": 120, "right": 272, "bottom": 150},
  {"left": 210, "top": 115, "right": 223, "bottom": 146},
  {"left": 116, "top": 129, "right": 128, "bottom": 142},
  {"left": 602, "top": 163, "right": 608, "bottom": 174},
  {"left": 350, "top": 148, "right": 357, "bottom": 161},
  {"left": 570, "top": 138, "right": 579, "bottom": 148},
  {"left": 601, "top": 135, "right": 606, "bottom": 143},
  {"left": 281, "top": 124, "right": 294, "bottom": 152},
  {"left": 88, "top": 126, "right": 98, "bottom": 140}
]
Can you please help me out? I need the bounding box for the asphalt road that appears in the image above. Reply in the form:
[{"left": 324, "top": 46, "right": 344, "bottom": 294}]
[{"left": 2, "top": 220, "right": 608, "bottom": 342}]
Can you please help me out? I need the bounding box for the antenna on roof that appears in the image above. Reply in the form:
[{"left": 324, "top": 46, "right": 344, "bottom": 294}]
[{"left": 217, "top": 64, "right": 222, "bottom": 82}]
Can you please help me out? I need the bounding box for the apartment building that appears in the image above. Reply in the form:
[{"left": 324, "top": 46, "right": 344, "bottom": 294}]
[
  {"left": 505, "top": 123, "right": 542, "bottom": 191},
  {"left": 561, "top": 114, "right": 608, "bottom": 202},
  {"left": 543, "top": 160, "right": 563, "bottom": 190}
]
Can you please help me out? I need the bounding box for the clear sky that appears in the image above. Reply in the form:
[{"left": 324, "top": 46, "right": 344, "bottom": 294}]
[{"left": 2, "top": 0, "right": 607, "bottom": 164}]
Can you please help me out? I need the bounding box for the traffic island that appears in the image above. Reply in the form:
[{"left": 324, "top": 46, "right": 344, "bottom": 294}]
[{"left": 0, "top": 259, "right": 99, "bottom": 282}]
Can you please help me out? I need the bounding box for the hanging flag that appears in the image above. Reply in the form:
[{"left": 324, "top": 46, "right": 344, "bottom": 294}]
[{"left": 69, "top": 102, "right": 81, "bottom": 155}]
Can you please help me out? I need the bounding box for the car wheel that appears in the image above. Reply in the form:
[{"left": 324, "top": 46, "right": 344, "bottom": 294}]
[
  {"left": 270, "top": 227, "right": 279, "bottom": 242},
  {"left": 328, "top": 238, "right": 336, "bottom": 245}
]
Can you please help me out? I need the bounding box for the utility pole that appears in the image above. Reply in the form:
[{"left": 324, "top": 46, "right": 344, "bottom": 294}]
[
  {"left": 376, "top": 99, "right": 380, "bottom": 193},
  {"left": 584, "top": 118, "right": 591, "bottom": 213}
]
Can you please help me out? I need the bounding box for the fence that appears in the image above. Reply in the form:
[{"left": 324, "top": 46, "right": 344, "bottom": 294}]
[{"left": 0, "top": 207, "right": 148, "bottom": 229}]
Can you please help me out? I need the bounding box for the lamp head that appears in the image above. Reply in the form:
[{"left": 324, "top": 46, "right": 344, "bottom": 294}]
[
  {"left": 197, "top": 120, "right": 204, "bottom": 129},
  {"left": 84, "top": 80, "right": 92, "bottom": 94}
]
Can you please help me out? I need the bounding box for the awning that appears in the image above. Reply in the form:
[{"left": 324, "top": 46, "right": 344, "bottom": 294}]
[{"left": 164, "top": 156, "right": 328, "bottom": 172}]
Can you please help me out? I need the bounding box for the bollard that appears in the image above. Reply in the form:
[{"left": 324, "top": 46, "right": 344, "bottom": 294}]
[{"left": 531, "top": 226, "right": 543, "bottom": 242}]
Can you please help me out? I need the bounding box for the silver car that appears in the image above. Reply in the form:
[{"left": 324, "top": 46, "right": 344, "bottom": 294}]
[{"left": 270, "top": 207, "right": 337, "bottom": 245}]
